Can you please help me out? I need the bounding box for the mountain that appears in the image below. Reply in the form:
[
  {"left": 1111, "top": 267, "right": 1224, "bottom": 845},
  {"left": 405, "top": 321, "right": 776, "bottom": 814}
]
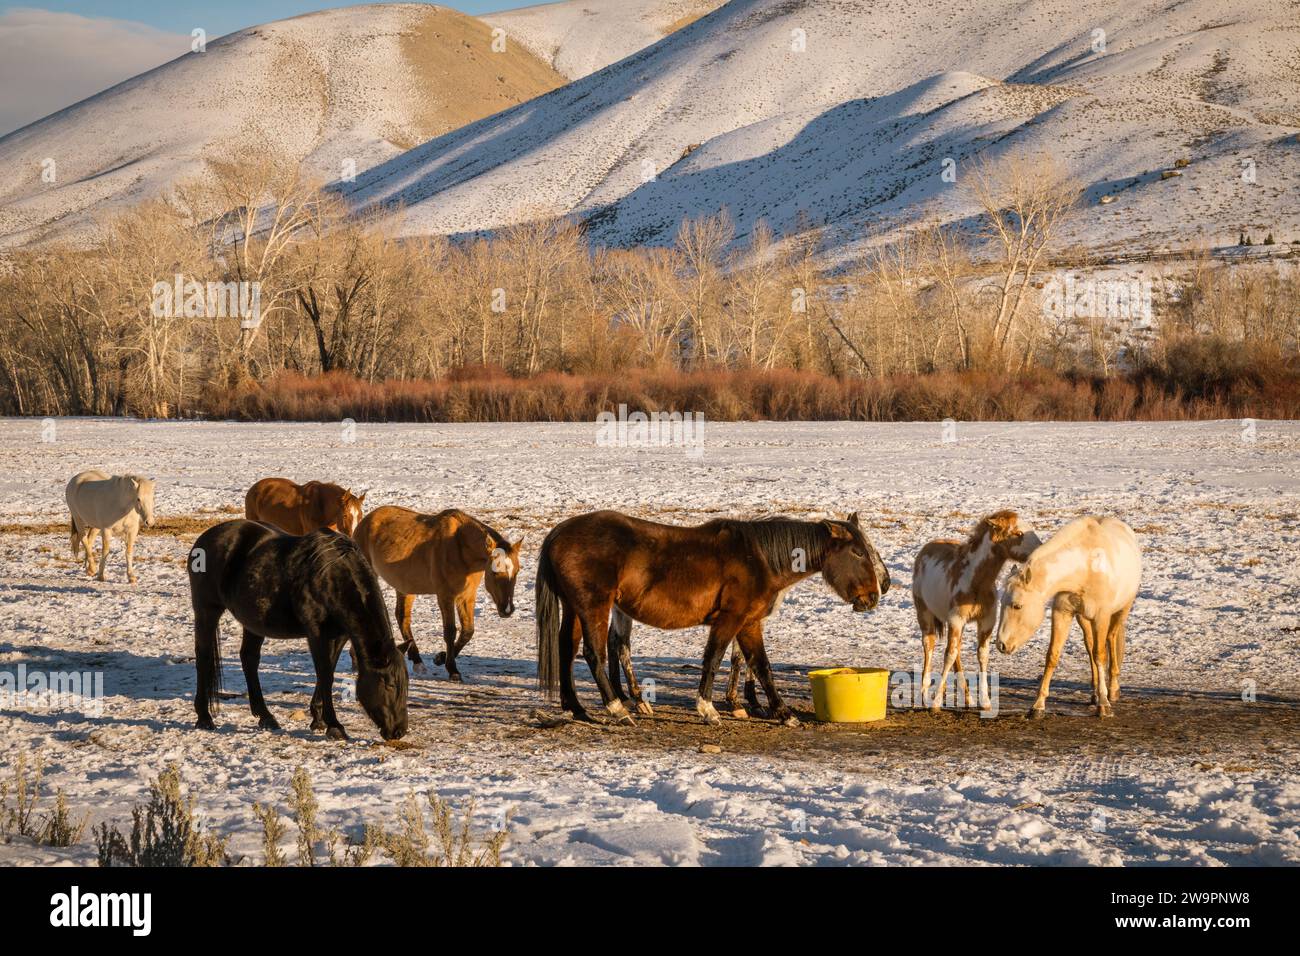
[
  {"left": 349, "top": 0, "right": 1300, "bottom": 261},
  {"left": 0, "top": 3, "right": 563, "bottom": 245},
  {"left": 487, "top": 0, "right": 725, "bottom": 79}
]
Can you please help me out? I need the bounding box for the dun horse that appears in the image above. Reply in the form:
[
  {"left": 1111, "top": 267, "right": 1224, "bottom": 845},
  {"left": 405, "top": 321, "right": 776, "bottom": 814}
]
[
  {"left": 189, "top": 519, "right": 408, "bottom": 740},
  {"left": 245, "top": 477, "right": 365, "bottom": 535},
  {"left": 352, "top": 506, "right": 522, "bottom": 680},
  {"left": 996, "top": 516, "right": 1141, "bottom": 718},
  {"left": 66, "top": 471, "right": 156, "bottom": 584},
  {"left": 536, "top": 510, "right": 890, "bottom": 726},
  {"left": 912, "top": 510, "right": 1039, "bottom": 710}
]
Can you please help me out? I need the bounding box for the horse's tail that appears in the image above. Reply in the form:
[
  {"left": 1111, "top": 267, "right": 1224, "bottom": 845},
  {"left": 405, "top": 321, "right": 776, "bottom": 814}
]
[
  {"left": 535, "top": 536, "right": 562, "bottom": 700},
  {"left": 198, "top": 619, "right": 223, "bottom": 716},
  {"left": 69, "top": 516, "right": 80, "bottom": 557}
]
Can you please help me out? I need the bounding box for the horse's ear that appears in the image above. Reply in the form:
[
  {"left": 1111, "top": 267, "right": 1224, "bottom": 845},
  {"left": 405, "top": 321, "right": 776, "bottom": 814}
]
[
  {"left": 846, "top": 512, "right": 861, "bottom": 528},
  {"left": 1019, "top": 565, "right": 1033, "bottom": 586},
  {"left": 822, "top": 520, "right": 852, "bottom": 541},
  {"left": 511, "top": 536, "right": 524, "bottom": 553},
  {"left": 356, "top": 489, "right": 368, "bottom": 501}
]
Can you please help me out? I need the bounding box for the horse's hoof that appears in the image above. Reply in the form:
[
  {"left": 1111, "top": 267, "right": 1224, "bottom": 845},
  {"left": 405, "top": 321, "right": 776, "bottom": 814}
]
[
  {"left": 730, "top": 707, "right": 749, "bottom": 720},
  {"left": 447, "top": 672, "right": 463, "bottom": 683},
  {"left": 634, "top": 700, "right": 654, "bottom": 717},
  {"left": 326, "top": 726, "right": 349, "bottom": 741},
  {"left": 411, "top": 661, "right": 428, "bottom": 676},
  {"left": 779, "top": 712, "right": 802, "bottom": 728},
  {"left": 127, "top": 576, "right": 138, "bottom": 585},
  {"left": 1095, "top": 707, "right": 1114, "bottom": 719},
  {"left": 433, "top": 652, "right": 447, "bottom": 666},
  {"left": 258, "top": 716, "right": 281, "bottom": 732},
  {"left": 571, "top": 709, "right": 596, "bottom": 724},
  {"left": 310, "top": 720, "right": 326, "bottom": 732},
  {"left": 615, "top": 713, "right": 636, "bottom": 727},
  {"left": 1026, "top": 708, "right": 1046, "bottom": 720},
  {"left": 195, "top": 717, "right": 215, "bottom": 731},
  {"left": 1109, "top": 689, "right": 1121, "bottom": 703}
]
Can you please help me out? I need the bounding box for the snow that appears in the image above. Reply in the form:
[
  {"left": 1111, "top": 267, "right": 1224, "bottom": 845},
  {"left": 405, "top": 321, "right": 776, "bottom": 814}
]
[
  {"left": 0, "top": 418, "right": 1297, "bottom": 866},
  {"left": 350, "top": 0, "right": 1300, "bottom": 261}
]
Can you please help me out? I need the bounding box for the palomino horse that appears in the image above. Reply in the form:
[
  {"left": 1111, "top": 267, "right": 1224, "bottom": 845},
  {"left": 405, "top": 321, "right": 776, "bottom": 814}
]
[
  {"left": 189, "top": 520, "right": 408, "bottom": 740},
  {"left": 996, "top": 516, "right": 1141, "bottom": 718},
  {"left": 912, "top": 510, "right": 1039, "bottom": 711},
  {"left": 536, "top": 510, "right": 890, "bottom": 726},
  {"left": 66, "top": 471, "right": 156, "bottom": 583},
  {"left": 352, "top": 506, "right": 522, "bottom": 681},
  {"left": 244, "top": 478, "right": 365, "bottom": 535}
]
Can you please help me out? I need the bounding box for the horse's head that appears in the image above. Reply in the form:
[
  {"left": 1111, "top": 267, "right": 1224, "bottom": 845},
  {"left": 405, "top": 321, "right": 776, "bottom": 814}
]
[
  {"left": 337, "top": 489, "right": 366, "bottom": 536},
  {"left": 820, "top": 512, "right": 891, "bottom": 612},
  {"left": 131, "top": 476, "right": 156, "bottom": 528},
  {"left": 483, "top": 537, "right": 523, "bottom": 617},
  {"left": 356, "top": 640, "right": 409, "bottom": 740},
  {"left": 996, "top": 563, "right": 1047, "bottom": 655},
  {"left": 980, "top": 510, "right": 1041, "bottom": 562}
]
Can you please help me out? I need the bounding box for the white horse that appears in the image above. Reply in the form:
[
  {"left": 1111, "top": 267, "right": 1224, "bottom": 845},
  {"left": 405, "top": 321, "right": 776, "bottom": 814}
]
[
  {"left": 996, "top": 516, "right": 1141, "bottom": 718},
  {"left": 66, "top": 471, "right": 156, "bottom": 584},
  {"left": 912, "top": 510, "right": 1039, "bottom": 711}
]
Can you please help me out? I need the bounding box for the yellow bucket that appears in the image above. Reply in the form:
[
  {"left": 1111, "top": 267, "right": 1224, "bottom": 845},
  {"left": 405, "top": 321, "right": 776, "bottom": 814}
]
[{"left": 808, "top": 667, "right": 890, "bottom": 723}]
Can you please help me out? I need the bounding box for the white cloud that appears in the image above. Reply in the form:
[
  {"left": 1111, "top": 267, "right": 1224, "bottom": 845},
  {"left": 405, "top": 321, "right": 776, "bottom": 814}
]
[{"left": 0, "top": 8, "right": 191, "bottom": 137}]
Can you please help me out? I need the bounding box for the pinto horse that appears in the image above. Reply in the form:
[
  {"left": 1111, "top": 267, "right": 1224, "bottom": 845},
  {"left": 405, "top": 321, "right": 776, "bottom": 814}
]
[
  {"left": 189, "top": 520, "right": 408, "bottom": 740},
  {"left": 536, "top": 510, "right": 890, "bottom": 726},
  {"left": 245, "top": 478, "right": 365, "bottom": 535},
  {"left": 352, "top": 506, "right": 522, "bottom": 680}
]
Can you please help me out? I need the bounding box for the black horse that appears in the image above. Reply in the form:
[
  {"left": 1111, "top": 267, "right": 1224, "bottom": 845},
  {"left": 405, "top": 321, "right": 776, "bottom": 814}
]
[{"left": 188, "top": 520, "right": 408, "bottom": 740}]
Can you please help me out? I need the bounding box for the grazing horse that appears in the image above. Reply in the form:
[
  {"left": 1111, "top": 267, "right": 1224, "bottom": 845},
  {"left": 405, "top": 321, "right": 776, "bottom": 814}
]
[
  {"left": 244, "top": 477, "right": 365, "bottom": 535},
  {"left": 65, "top": 471, "right": 156, "bottom": 583},
  {"left": 188, "top": 519, "right": 408, "bottom": 740},
  {"left": 352, "top": 506, "right": 522, "bottom": 681},
  {"left": 912, "top": 510, "right": 1039, "bottom": 711},
  {"left": 536, "top": 510, "right": 890, "bottom": 727},
  {"left": 996, "top": 516, "right": 1141, "bottom": 719}
]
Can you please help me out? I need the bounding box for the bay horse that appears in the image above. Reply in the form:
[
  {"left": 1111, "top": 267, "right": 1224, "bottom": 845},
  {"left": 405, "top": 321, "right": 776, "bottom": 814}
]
[
  {"left": 912, "top": 510, "right": 1039, "bottom": 711},
  {"left": 996, "top": 516, "right": 1141, "bottom": 718},
  {"left": 188, "top": 519, "right": 408, "bottom": 740},
  {"left": 536, "top": 510, "right": 890, "bottom": 726},
  {"left": 352, "top": 506, "right": 522, "bottom": 681},
  {"left": 244, "top": 477, "right": 366, "bottom": 535},
  {"left": 66, "top": 471, "right": 156, "bottom": 584}
]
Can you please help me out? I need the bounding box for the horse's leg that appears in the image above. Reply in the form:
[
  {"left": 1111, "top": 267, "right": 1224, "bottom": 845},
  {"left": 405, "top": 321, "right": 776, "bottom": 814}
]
[
  {"left": 953, "top": 641, "right": 974, "bottom": 709},
  {"left": 81, "top": 527, "right": 97, "bottom": 575},
  {"left": 694, "top": 622, "right": 736, "bottom": 726},
  {"left": 1028, "top": 603, "right": 1072, "bottom": 718},
  {"left": 309, "top": 635, "right": 348, "bottom": 740},
  {"left": 193, "top": 604, "right": 222, "bottom": 731},
  {"left": 434, "top": 592, "right": 459, "bottom": 682},
  {"left": 557, "top": 605, "right": 588, "bottom": 720},
  {"left": 930, "top": 617, "right": 964, "bottom": 713},
  {"left": 918, "top": 607, "right": 939, "bottom": 708},
  {"left": 1090, "top": 615, "right": 1114, "bottom": 718},
  {"left": 610, "top": 609, "right": 651, "bottom": 716},
  {"left": 975, "top": 613, "right": 996, "bottom": 711},
  {"left": 734, "top": 622, "right": 799, "bottom": 727},
  {"left": 724, "top": 643, "right": 748, "bottom": 718},
  {"left": 240, "top": 629, "right": 280, "bottom": 731},
  {"left": 577, "top": 602, "right": 630, "bottom": 724},
  {"left": 125, "top": 524, "right": 138, "bottom": 584},
  {"left": 394, "top": 592, "right": 425, "bottom": 675},
  {"left": 97, "top": 527, "right": 111, "bottom": 581},
  {"left": 1078, "top": 614, "right": 1099, "bottom": 705},
  {"left": 446, "top": 591, "right": 476, "bottom": 681},
  {"left": 1107, "top": 602, "right": 1132, "bottom": 704}
]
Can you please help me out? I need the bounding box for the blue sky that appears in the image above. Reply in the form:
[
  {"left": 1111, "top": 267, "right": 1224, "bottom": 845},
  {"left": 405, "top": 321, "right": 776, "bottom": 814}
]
[
  {"left": 0, "top": 2, "right": 521, "bottom": 135},
  {"left": 0, "top": 1, "right": 507, "bottom": 36}
]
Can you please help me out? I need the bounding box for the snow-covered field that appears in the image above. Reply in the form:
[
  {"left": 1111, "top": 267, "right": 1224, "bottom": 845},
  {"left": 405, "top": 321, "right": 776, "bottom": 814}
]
[{"left": 1, "top": 418, "right": 1298, "bottom": 866}]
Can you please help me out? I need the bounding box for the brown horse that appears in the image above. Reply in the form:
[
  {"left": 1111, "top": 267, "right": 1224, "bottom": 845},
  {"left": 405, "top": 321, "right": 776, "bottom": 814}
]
[
  {"left": 352, "top": 505, "right": 522, "bottom": 680},
  {"left": 536, "top": 510, "right": 890, "bottom": 726},
  {"left": 244, "top": 478, "right": 365, "bottom": 536}
]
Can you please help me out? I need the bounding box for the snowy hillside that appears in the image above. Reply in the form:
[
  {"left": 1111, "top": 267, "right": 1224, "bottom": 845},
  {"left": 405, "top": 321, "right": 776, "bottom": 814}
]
[
  {"left": 350, "top": 0, "right": 1300, "bottom": 260},
  {"left": 487, "top": 0, "right": 725, "bottom": 79},
  {"left": 0, "top": 3, "right": 563, "bottom": 246}
]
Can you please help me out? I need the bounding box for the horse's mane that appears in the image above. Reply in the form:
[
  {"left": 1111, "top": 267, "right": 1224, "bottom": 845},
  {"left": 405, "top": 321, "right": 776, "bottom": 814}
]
[{"left": 715, "top": 517, "right": 840, "bottom": 576}]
